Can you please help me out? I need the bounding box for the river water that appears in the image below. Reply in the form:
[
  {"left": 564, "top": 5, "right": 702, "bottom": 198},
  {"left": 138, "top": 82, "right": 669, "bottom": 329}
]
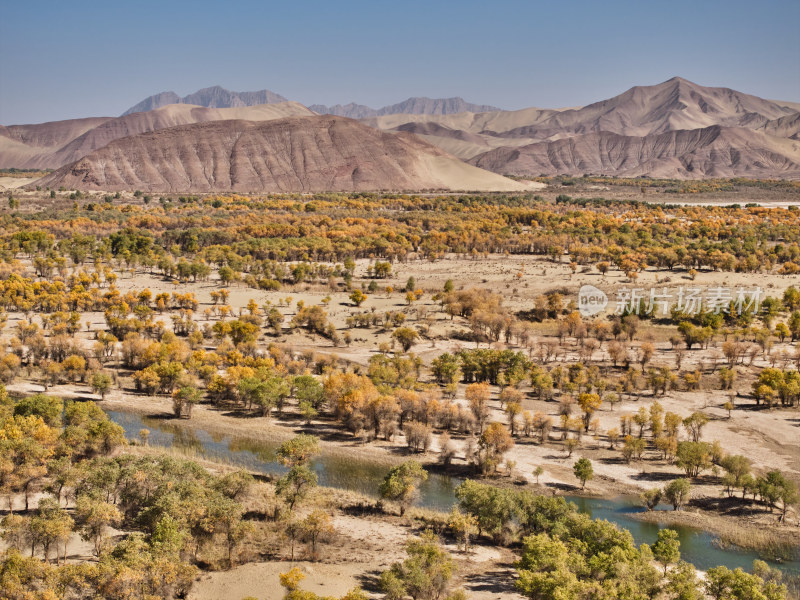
[{"left": 107, "top": 409, "right": 799, "bottom": 575}]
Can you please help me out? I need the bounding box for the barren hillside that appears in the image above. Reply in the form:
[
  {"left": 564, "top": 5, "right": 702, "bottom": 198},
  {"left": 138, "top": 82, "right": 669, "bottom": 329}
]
[
  {"left": 35, "top": 115, "right": 533, "bottom": 193},
  {"left": 0, "top": 102, "right": 314, "bottom": 169},
  {"left": 469, "top": 125, "right": 800, "bottom": 179}
]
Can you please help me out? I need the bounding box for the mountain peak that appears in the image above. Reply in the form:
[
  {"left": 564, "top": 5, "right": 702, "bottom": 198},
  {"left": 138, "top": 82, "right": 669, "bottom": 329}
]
[
  {"left": 313, "top": 96, "right": 502, "bottom": 119},
  {"left": 122, "top": 86, "right": 288, "bottom": 116}
]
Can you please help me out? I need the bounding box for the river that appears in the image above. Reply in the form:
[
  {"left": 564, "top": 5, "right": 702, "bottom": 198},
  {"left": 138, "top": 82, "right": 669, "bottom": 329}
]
[{"left": 107, "top": 409, "right": 799, "bottom": 575}]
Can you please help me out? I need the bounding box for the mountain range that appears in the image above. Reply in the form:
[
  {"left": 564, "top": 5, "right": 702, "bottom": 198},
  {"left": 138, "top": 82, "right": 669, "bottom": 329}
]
[
  {"left": 121, "top": 86, "right": 289, "bottom": 115},
  {"left": 123, "top": 86, "right": 501, "bottom": 119},
  {"left": 309, "top": 97, "right": 502, "bottom": 119},
  {"left": 6, "top": 77, "right": 800, "bottom": 192},
  {"left": 36, "top": 116, "right": 530, "bottom": 193}
]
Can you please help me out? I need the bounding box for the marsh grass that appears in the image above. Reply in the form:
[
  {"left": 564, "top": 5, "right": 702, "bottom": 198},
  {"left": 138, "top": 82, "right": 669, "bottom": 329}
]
[{"left": 712, "top": 525, "right": 800, "bottom": 563}]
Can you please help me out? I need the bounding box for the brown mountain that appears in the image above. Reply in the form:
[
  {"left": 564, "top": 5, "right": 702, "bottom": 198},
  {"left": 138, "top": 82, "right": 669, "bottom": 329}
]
[
  {"left": 468, "top": 126, "right": 800, "bottom": 179},
  {"left": 759, "top": 112, "right": 800, "bottom": 140},
  {"left": 0, "top": 102, "right": 315, "bottom": 169},
  {"left": 388, "top": 78, "right": 800, "bottom": 179},
  {"left": 35, "top": 115, "right": 531, "bottom": 193},
  {"left": 490, "top": 77, "right": 796, "bottom": 140}
]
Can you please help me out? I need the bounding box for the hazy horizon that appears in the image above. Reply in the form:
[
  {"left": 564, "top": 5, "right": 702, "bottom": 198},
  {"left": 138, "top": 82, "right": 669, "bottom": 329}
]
[{"left": 1, "top": 0, "right": 798, "bottom": 125}]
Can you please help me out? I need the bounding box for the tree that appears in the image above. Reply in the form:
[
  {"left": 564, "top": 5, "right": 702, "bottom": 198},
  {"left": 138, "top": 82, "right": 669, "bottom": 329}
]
[
  {"left": 652, "top": 528, "right": 681, "bottom": 574},
  {"left": 379, "top": 461, "right": 428, "bottom": 516},
  {"left": 392, "top": 327, "right": 419, "bottom": 352},
  {"left": 447, "top": 507, "right": 477, "bottom": 553},
  {"left": 665, "top": 561, "right": 703, "bottom": 600},
  {"left": 577, "top": 393, "right": 601, "bottom": 432},
  {"left": 757, "top": 470, "right": 799, "bottom": 521},
  {"left": 276, "top": 465, "right": 318, "bottom": 511},
  {"left": 676, "top": 442, "right": 712, "bottom": 478},
  {"left": 294, "top": 374, "right": 324, "bottom": 408},
  {"left": 705, "top": 565, "right": 787, "bottom": 600},
  {"left": 477, "top": 422, "right": 514, "bottom": 475},
  {"left": 638, "top": 342, "right": 655, "bottom": 372},
  {"left": 640, "top": 488, "right": 662, "bottom": 511},
  {"left": 533, "top": 466, "right": 544, "bottom": 484},
  {"left": 720, "top": 455, "right": 752, "bottom": 497},
  {"left": 678, "top": 322, "right": 711, "bottom": 350},
  {"left": 622, "top": 435, "right": 646, "bottom": 463},
  {"left": 90, "top": 372, "right": 113, "bottom": 400},
  {"left": 505, "top": 401, "right": 522, "bottom": 436},
  {"left": 682, "top": 412, "right": 709, "bottom": 442},
  {"left": 277, "top": 434, "right": 320, "bottom": 467},
  {"left": 379, "top": 530, "right": 460, "bottom": 600},
  {"left": 13, "top": 394, "right": 63, "bottom": 427},
  {"left": 349, "top": 289, "right": 368, "bottom": 307},
  {"left": 301, "top": 509, "right": 335, "bottom": 559},
  {"left": 75, "top": 495, "right": 121, "bottom": 556},
  {"left": 454, "top": 480, "right": 516, "bottom": 540},
  {"left": 466, "top": 382, "right": 491, "bottom": 433},
  {"left": 29, "top": 496, "right": 73, "bottom": 564},
  {"left": 572, "top": 458, "right": 593, "bottom": 490},
  {"left": 431, "top": 353, "right": 461, "bottom": 386},
  {"left": 172, "top": 385, "right": 201, "bottom": 419},
  {"left": 664, "top": 478, "right": 692, "bottom": 511}
]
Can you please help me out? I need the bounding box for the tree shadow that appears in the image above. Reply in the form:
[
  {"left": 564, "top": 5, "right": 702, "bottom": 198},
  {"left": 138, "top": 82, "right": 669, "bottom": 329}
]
[
  {"left": 545, "top": 482, "right": 579, "bottom": 493},
  {"left": 356, "top": 568, "right": 384, "bottom": 593},
  {"left": 630, "top": 470, "right": 681, "bottom": 482},
  {"left": 463, "top": 567, "right": 519, "bottom": 595}
]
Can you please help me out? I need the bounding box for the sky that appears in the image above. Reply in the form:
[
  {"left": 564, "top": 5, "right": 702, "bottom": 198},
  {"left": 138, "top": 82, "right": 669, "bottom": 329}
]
[{"left": 1, "top": 0, "right": 798, "bottom": 124}]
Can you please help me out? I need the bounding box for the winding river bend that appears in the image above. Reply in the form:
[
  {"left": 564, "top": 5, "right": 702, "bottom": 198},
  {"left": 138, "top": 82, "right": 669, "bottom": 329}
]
[{"left": 107, "top": 409, "right": 799, "bottom": 576}]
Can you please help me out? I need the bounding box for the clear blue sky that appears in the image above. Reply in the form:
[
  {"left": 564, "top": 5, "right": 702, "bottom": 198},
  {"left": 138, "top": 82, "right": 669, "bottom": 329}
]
[{"left": 1, "top": 0, "right": 798, "bottom": 124}]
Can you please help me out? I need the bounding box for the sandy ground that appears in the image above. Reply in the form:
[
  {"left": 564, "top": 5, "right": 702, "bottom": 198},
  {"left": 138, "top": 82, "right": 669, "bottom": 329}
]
[
  {"left": 0, "top": 176, "right": 38, "bottom": 190},
  {"left": 189, "top": 512, "right": 520, "bottom": 600},
  {"left": 189, "top": 561, "right": 372, "bottom": 600}
]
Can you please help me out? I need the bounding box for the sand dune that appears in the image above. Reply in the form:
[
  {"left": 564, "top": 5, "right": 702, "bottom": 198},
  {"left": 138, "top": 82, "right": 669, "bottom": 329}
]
[{"left": 35, "top": 115, "right": 534, "bottom": 193}]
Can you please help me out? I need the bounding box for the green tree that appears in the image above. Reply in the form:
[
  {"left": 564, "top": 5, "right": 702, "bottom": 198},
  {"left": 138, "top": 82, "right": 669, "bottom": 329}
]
[
  {"left": 90, "top": 372, "right": 113, "bottom": 400},
  {"left": 276, "top": 465, "right": 318, "bottom": 512},
  {"left": 676, "top": 441, "right": 712, "bottom": 477},
  {"left": 379, "top": 530, "right": 461, "bottom": 600},
  {"left": 665, "top": 561, "right": 703, "bottom": 600},
  {"left": 13, "top": 394, "right": 63, "bottom": 427},
  {"left": 664, "top": 478, "right": 692, "bottom": 511},
  {"left": 75, "top": 495, "right": 121, "bottom": 556},
  {"left": 705, "top": 565, "right": 787, "bottom": 600},
  {"left": 277, "top": 434, "right": 320, "bottom": 467},
  {"left": 572, "top": 458, "right": 593, "bottom": 490},
  {"left": 379, "top": 461, "right": 428, "bottom": 516},
  {"left": 640, "top": 487, "right": 662, "bottom": 511},
  {"left": 172, "top": 385, "right": 201, "bottom": 419},
  {"left": 294, "top": 374, "right": 324, "bottom": 408},
  {"left": 29, "top": 496, "right": 73, "bottom": 565},
  {"left": 652, "top": 528, "right": 680, "bottom": 574}
]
